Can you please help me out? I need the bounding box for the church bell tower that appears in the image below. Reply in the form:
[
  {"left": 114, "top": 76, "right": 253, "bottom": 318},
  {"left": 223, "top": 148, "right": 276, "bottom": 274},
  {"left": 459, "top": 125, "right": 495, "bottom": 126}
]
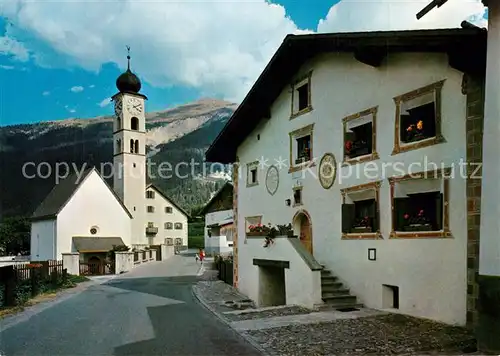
[{"left": 112, "top": 47, "right": 147, "bottom": 246}]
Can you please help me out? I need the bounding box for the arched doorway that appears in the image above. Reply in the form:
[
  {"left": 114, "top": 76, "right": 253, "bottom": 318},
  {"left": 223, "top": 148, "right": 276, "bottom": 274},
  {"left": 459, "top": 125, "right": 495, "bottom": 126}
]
[{"left": 293, "top": 210, "right": 313, "bottom": 255}]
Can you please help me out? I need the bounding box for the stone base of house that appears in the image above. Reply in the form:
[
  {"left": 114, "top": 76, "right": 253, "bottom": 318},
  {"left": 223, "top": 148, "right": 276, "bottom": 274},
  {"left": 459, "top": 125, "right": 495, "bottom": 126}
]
[{"left": 477, "top": 275, "right": 500, "bottom": 353}]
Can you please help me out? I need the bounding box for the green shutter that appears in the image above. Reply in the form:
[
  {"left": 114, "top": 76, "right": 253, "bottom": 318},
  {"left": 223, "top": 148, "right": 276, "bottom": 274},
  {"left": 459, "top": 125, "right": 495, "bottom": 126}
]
[
  {"left": 435, "top": 193, "right": 443, "bottom": 230},
  {"left": 342, "top": 204, "right": 355, "bottom": 233},
  {"left": 393, "top": 198, "right": 410, "bottom": 231}
]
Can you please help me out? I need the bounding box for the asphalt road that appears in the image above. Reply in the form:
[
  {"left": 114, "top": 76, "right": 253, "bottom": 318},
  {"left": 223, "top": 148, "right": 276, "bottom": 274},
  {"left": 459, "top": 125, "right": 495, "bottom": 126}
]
[{"left": 0, "top": 255, "right": 262, "bottom": 356}]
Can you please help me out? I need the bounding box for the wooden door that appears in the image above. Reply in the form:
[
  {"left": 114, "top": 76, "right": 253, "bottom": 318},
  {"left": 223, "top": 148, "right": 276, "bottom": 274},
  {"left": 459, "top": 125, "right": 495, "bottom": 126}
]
[{"left": 299, "top": 216, "right": 313, "bottom": 255}]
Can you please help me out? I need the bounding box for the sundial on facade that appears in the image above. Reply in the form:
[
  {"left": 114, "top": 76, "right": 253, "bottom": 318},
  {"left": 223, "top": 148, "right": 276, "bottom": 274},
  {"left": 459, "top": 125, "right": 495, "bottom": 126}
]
[
  {"left": 319, "top": 153, "right": 337, "bottom": 189},
  {"left": 266, "top": 165, "right": 279, "bottom": 196}
]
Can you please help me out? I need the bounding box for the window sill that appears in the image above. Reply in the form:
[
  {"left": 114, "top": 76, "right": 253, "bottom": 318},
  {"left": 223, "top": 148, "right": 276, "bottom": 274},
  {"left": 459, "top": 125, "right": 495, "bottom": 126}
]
[
  {"left": 246, "top": 182, "right": 259, "bottom": 188},
  {"left": 342, "top": 152, "right": 380, "bottom": 166},
  {"left": 288, "top": 161, "right": 316, "bottom": 174},
  {"left": 342, "top": 232, "right": 383, "bottom": 240},
  {"left": 391, "top": 135, "right": 445, "bottom": 155},
  {"left": 389, "top": 230, "right": 452, "bottom": 239},
  {"left": 290, "top": 106, "right": 313, "bottom": 120}
]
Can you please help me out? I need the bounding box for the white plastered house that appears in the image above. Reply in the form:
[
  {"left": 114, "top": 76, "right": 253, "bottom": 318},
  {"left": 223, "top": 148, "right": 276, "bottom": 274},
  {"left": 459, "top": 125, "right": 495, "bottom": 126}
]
[
  {"left": 206, "top": 27, "right": 488, "bottom": 326},
  {"left": 199, "top": 181, "right": 234, "bottom": 254}
]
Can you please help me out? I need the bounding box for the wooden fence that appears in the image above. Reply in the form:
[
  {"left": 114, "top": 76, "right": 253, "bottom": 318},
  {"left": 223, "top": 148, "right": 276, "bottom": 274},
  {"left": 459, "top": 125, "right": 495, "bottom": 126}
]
[
  {"left": 216, "top": 259, "right": 233, "bottom": 286},
  {"left": 1, "top": 260, "right": 67, "bottom": 308}
]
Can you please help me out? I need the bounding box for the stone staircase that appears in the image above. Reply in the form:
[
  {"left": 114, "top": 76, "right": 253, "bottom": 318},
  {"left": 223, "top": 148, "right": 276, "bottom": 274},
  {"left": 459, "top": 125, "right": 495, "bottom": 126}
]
[{"left": 319, "top": 265, "right": 363, "bottom": 309}]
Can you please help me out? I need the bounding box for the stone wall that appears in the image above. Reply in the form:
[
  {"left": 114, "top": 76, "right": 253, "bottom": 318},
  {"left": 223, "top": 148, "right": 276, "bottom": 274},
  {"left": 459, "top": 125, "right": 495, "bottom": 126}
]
[
  {"left": 464, "top": 74, "right": 485, "bottom": 328},
  {"left": 232, "top": 159, "right": 239, "bottom": 288}
]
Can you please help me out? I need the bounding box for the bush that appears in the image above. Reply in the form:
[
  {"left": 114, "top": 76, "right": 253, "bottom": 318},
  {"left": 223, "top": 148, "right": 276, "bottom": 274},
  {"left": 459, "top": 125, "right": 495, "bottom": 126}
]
[{"left": 188, "top": 235, "right": 204, "bottom": 249}]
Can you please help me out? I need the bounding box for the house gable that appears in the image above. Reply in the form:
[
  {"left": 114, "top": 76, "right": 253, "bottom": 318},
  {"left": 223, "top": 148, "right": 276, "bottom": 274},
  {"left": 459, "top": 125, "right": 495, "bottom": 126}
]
[
  {"left": 145, "top": 184, "right": 191, "bottom": 219},
  {"left": 205, "top": 28, "right": 487, "bottom": 164},
  {"left": 199, "top": 182, "right": 233, "bottom": 215},
  {"left": 32, "top": 168, "right": 132, "bottom": 221}
]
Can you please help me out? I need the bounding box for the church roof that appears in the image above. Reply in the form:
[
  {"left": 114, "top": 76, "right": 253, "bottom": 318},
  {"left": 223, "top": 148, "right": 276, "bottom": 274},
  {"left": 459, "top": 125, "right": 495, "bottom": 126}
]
[
  {"left": 146, "top": 183, "right": 191, "bottom": 219},
  {"left": 72, "top": 236, "right": 125, "bottom": 253},
  {"left": 31, "top": 167, "right": 133, "bottom": 221}
]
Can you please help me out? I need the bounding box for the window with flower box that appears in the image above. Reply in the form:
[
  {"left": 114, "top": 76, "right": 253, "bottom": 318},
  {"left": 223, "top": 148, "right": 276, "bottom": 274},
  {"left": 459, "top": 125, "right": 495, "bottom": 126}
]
[
  {"left": 341, "top": 181, "right": 382, "bottom": 239},
  {"left": 389, "top": 168, "right": 451, "bottom": 238},
  {"left": 245, "top": 216, "right": 263, "bottom": 236},
  {"left": 392, "top": 80, "right": 446, "bottom": 155},
  {"left": 342, "top": 107, "right": 379, "bottom": 164},
  {"left": 289, "top": 123, "right": 315, "bottom": 173}
]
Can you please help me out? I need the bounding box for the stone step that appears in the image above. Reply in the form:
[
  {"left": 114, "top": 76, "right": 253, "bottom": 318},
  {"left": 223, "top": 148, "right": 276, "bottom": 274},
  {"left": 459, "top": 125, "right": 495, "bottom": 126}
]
[
  {"left": 321, "top": 289, "right": 350, "bottom": 298},
  {"left": 322, "top": 294, "right": 357, "bottom": 305},
  {"left": 320, "top": 281, "right": 343, "bottom": 290},
  {"left": 320, "top": 275, "right": 338, "bottom": 282},
  {"left": 315, "top": 303, "right": 364, "bottom": 311}
]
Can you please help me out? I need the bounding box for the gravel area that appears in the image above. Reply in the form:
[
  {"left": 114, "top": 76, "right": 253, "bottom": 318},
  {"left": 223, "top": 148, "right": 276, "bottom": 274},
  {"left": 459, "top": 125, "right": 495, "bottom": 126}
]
[
  {"left": 224, "top": 306, "right": 313, "bottom": 322},
  {"left": 246, "top": 313, "right": 476, "bottom": 356}
]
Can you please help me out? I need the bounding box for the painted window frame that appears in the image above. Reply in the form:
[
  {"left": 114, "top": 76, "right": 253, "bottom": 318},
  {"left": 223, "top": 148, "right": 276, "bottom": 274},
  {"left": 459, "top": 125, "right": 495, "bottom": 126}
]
[
  {"left": 342, "top": 106, "right": 379, "bottom": 166},
  {"left": 147, "top": 205, "right": 155, "bottom": 213},
  {"left": 388, "top": 167, "right": 452, "bottom": 239},
  {"left": 146, "top": 190, "right": 155, "bottom": 199},
  {"left": 340, "top": 181, "right": 383, "bottom": 240},
  {"left": 392, "top": 80, "right": 446, "bottom": 155},
  {"left": 246, "top": 161, "right": 259, "bottom": 187},
  {"left": 288, "top": 123, "right": 316, "bottom": 173},
  {"left": 290, "top": 70, "right": 313, "bottom": 119},
  {"left": 245, "top": 215, "right": 263, "bottom": 238},
  {"left": 292, "top": 186, "right": 303, "bottom": 207},
  {"left": 165, "top": 222, "right": 173, "bottom": 230},
  {"left": 174, "top": 222, "right": 183, "bottom": 230},
  {"left": 165, "top": 206, "right": 173, "bottom": 213}
]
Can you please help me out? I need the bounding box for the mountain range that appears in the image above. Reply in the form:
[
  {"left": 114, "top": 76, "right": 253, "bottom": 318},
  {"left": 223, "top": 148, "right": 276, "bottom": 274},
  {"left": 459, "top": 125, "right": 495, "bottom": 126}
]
[{"left": 0, "top": 98, "right": 238, "bottom": 219}]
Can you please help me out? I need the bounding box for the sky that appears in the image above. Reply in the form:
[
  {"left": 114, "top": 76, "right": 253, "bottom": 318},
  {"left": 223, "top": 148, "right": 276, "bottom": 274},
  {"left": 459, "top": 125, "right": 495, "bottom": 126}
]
[{"left": 0, "top": 0, "right": 488, "bottom": 126}]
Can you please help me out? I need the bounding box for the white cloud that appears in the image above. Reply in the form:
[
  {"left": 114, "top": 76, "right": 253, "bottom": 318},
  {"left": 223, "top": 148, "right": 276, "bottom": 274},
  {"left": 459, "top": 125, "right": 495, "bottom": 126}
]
[
  {"left": 317, "top": 0, "right": 487, "bottom": 33},
  {"left": 0, "top": 0, "right": 310, "bottom": 102},
  {"left": 69, "top": 109, "right": 76, "bottom": 113},
  {"left": 0, "top": 35, "right": 30, "bottom": 62},
  {"left": 0, "top": 64, "right": 15, "bottom": 70},
  {"left": 42, "top": 90, "right": 50, "bottom": 96},
  {"left": 88, "top": 84, "right": 95, "bottom": 88},
  {"left": 98, "top": 98, "right": 111, "bottom": 107},
  {"left": 70, "top": 85, "right": 84, "bottom": 93},
  {"left": 0, "top": 0, "right": 486, "bottom": 102}
]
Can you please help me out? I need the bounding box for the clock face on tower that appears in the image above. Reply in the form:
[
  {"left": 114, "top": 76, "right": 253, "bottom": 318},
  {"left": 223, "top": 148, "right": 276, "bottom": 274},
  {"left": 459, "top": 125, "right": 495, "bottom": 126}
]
[
  {"left": 114, "top": 100, "right": 122, "bottom": 116},
  {"left": 126, "top": 97, "right": 143, "bottom": 115}
]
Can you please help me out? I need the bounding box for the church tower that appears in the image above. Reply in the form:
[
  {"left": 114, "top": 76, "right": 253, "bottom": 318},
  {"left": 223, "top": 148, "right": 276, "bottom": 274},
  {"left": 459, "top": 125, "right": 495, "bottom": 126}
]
[{"left": 112, "top": 48, "right": 147, "bottom": 246}]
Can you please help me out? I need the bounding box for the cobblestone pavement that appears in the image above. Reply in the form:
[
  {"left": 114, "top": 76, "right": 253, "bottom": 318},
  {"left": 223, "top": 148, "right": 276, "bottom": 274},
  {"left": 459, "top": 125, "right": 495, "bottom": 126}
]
[{"left": 194, "top": 279, "right": 477, "bottom": 356}]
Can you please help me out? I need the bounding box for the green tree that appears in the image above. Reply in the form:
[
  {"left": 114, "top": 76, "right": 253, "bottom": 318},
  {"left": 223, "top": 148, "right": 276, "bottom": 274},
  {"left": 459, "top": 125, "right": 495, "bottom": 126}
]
[{"left": 0, "top": 216, "right": 30, "bottom": 255}]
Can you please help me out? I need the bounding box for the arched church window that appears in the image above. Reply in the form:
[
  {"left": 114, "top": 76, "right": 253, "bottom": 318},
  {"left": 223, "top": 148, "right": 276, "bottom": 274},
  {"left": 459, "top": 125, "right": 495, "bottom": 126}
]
[
  {"left": 116, "top": 139, "right": 121, "bottom": 152},
  {"left": 117, "top": 117, "right": 121, "bottom": 130},
  {"left": 130, "top": 139, "right": 134, "bottom": 153},
  {"left": 134, "top": 140, "right": 139, "bottom": 154},
  {"left": 131, "top": 117, "right": 139, "bottom": 130}
]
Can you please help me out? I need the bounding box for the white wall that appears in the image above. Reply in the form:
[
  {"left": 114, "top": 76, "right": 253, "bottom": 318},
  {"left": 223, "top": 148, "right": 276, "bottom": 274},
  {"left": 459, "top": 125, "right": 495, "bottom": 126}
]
[
  {"left": 204, "top": 209, "right": 233, "bottom": 250},
  {"left": 57, "top": 170, "right": 132, "bottom": 259},
  {"left": 145, "top": 187, "right": 188, "bottom": 246},
  {"left": 479, "top": 1, "right": 500, "bottom": 277},
  {"left": 30, "top": 219, "right": 57, "bottom": 261},
  {"left": 236, "top": 52, "right": 468, "bottom": 325},
  {"left": 240, "top": 237, "right": 322, "bottom": 308}
]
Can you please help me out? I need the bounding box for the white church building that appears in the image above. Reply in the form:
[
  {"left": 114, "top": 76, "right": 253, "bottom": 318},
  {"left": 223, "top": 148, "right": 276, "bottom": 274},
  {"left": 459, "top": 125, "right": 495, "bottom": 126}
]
[{"left": 30, "top": 53, "right": 189, "bottom": 262}]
